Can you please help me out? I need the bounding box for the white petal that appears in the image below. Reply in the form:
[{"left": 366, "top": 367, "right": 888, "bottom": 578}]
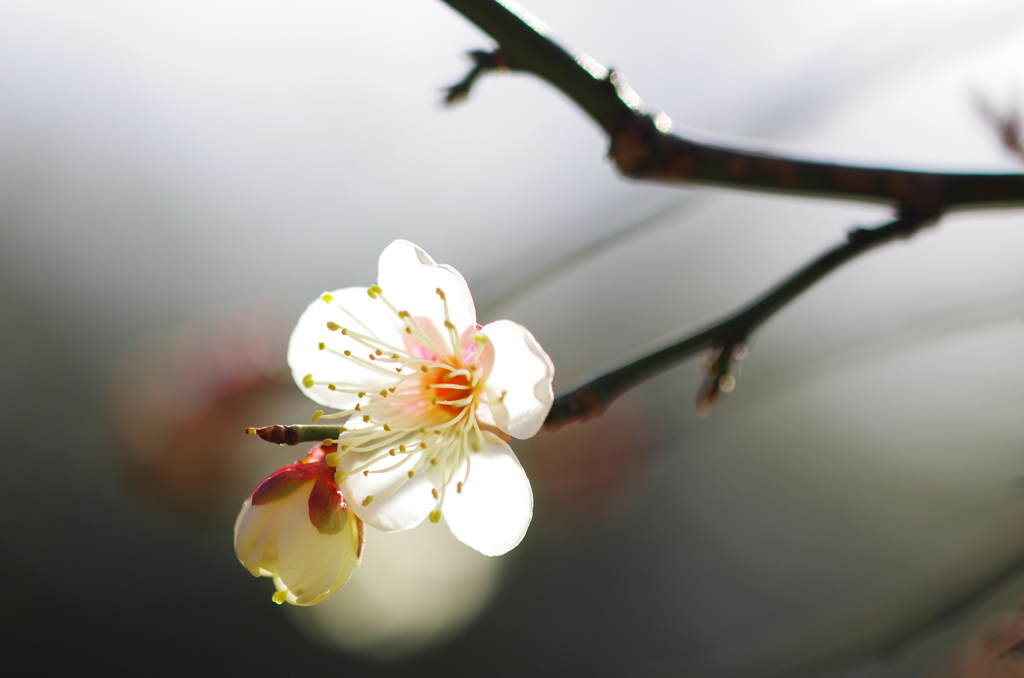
[
  {"left": 480, "top": 320, "right": 555, "bottom": 439},
  {"left": 273, "top": 501, "right": 363, "bottom": 606},
  {"left": 234, "top": 497, "right": 279, "bottom": 577},
  {"left": 443, "top": 433, "right": 533, "bottom": 556},
  {"left": 288, "top": 286, "right": 406, "bottom": 410},
  {"left": 377, "top": 240, "right": 476, "bottom": 341},
  {"left": 233, "top": 480, "right": 363, "bottom": 606},
  {"left": 339, "top": 450, "right": 437, "bottom": 532}
]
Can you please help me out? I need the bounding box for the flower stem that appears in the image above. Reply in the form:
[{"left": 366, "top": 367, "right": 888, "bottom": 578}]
[{"left": 247, "top": 425, "right": 344, "bottom": 445}]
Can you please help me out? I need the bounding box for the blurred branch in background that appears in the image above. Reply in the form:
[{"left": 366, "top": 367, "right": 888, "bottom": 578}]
[{"left": 762, "top": 544, "right": 1024, "bottom": 678}]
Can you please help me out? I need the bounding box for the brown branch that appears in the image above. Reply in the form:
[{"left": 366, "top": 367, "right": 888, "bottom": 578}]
[
  {"left": 544, "top": 210, "right": 936, "bottom": 428},
  {"left": 439, "top": 0, "right": 1024, "bottom": 211}
]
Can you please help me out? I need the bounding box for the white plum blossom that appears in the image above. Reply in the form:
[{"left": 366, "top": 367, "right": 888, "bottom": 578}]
[
  {"left": 234, "top": 444, "right": 364, "bottom": 606},
  {"left": 287, "top": 240, "right": 555, "bottom": 556}
]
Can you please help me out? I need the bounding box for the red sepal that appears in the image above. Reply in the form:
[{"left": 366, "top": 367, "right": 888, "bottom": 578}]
[
  {"left": 251, "top": 463, "right": 319, "bottom": 505},
  {"left": 308, "top": 472, "right": 348, "bottom": 535}
]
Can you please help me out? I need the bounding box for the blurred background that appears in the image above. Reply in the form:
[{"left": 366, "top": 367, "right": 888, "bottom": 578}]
[{"left": 3, "top": 1, "right": 1024, "bottom": 676}]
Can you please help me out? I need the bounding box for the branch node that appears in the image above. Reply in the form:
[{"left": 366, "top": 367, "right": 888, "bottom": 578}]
[
  {"left": 608, "top": 112, "right": 664, "bottom": 177},
  {"left": 442, "top": 48, "right": 510, "bottom": 105},
  {"left": 695, "top": 340, "right": 746, "bottom": 416}
]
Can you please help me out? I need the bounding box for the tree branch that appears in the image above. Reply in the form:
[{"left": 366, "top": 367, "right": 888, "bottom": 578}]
[
  {"left": 544, "top": 210, "right": 936, "bottom": 428},
  {"left": 439, "top": 0, "right": 1024, "bottom": 211}
]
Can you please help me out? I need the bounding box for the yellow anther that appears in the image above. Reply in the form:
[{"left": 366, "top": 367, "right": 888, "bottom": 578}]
[
  {"left": 322, "top": 438, "right": 335, "bottom": 446},
  {"left": 362, "top": 470, "right": 369, "bottom": 477},
  {"left": 334, "top": 470, "right": 347, "bottom": 483},
  {"left": 435, "top": 287, "right": 446, "bottom": 300},
  {"left": 245, "top": 427, "right": 257, "bottom": 435},
  {"left": 328, "top": 384, "right": 336, "bottom": 391},
  {"left": 321, "top": 293, "right": 334, "bottom": 304},
  {"left": 368, "top": 354, "right": 376, "bottom": 360},
  {"left": 379, "top": 389, "right": 388, "bottom": 397},
  {"left": 326, "top": 321, "right": 340, "bottom": 331},
  {"left": 456, "top": 481, "right": 464, "bottom": 494},
  {"left": 421, "top": 365, "right": 429, "bottom": 373},
  {"left": 391, "top": 354, "right": 400, "bottom": 360},
  {"left": 362, "top": 495, "right": 375, "bottom": 506},
  {"left": 407, "top": 470, "right": 414, "bottom": 478},
  {"left": 383, "top": 424, "right": 392, "bottom": 432},
  {"left": 367, "top": 284, "right": 382, "bottom": 299},
  {"left": 343, "top": 349, "right": 351, "bottom": 356},
  {"left": 388, "top": 449, "right": 396, "bottom": 456},
  {"left": 420, "top": 442, "right": 428, "bottom": 449},
  {"left": 399, "top": 445, "right": 406, "bottom": 452},
  {"left": 318, "top": 342, "right": 325, "bottom": 351},
  {"left": 398, "top": 310, "right": 410, "bottom": 318},
  {"left": 474, "top": 334, "right": 487, "bottom": 343},
  {"left": 429, "top": 458, "right": 437, "bottom": 466},
  {"left": 339, "top": 426, "right": 348, "bottom": 433},
  {"left": 302, "top": 374, "right": 314, "bottom": 388},
  {"left": 325, "top": 452, "right": 342, "bottom": 466},
  {"left": 341, "top": 328, "right": 348, "bottom": 335},
  {"left": 272, "top": 590, "right": 288, "bottom": 605},
  {"left": 431, "top": 488, "right": 439, "bottom": 499},
  {"left": 405, "top": 327, "right": 412, "bottom": 334},
  {"left": 375, "top": 349, "right": 383, "bottom": 356},
  {"left": 354, "top": 403, "right": 361, "bottom": 411},
  {"left": 429, "top": 509, "right": 442, "bottom": 523},
  {"left": 311, "top": 410, "right": 324, "bottom": 422},
  {"left": 444, "top": 320, "right": 456, "bottom": 331}
]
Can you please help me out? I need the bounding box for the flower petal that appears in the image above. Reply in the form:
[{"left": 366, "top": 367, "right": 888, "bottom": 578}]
[
  {"left": 273, "top": 499, "right": 363, "bottom": 606},
  {"left": 443, "top": 432, "right": 533, "bottom": 556},
  {"left": 377, "top": 240, "right": 476, "bottom": 342},
  {"left": 339, "top": 450, "right": 437, "bottom": 532},
  {"left": 288, "top": 286, "right": 406, "bottom": 410},
  {"left": 480, "top": 320, "right": 555, "bottom": 439},
  {"left": 234, "top": 479, "right": 364, "bottom": 606},
  {"left": 234, "top": 496, "right": 284, "bottom": 577}
]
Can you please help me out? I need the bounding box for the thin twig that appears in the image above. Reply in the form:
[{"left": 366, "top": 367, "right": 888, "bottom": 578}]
[
  {"left": 439, "top": 0, "right": 1024, "bottom": 211},
  {"left": 974, "top": 87, "right": 1024, "bottom": 165},
  {"left": 543, "top": 210, "right": 936, "bottom": 428}
]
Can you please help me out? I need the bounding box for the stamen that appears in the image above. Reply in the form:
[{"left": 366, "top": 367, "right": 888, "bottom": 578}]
[{"left": 436, "top": 287, "right": 460, "bottom": 353}]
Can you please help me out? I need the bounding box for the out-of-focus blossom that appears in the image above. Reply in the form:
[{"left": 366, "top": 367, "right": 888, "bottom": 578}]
[
  {"left": 235, "top": 445, "right": 364, "bottom": 606},
  {"left": 111, "top": 310, "right": 289, "bottom": 518},
  {"left": 288, "top": 240, "right": 555, "bottom": 556}
]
